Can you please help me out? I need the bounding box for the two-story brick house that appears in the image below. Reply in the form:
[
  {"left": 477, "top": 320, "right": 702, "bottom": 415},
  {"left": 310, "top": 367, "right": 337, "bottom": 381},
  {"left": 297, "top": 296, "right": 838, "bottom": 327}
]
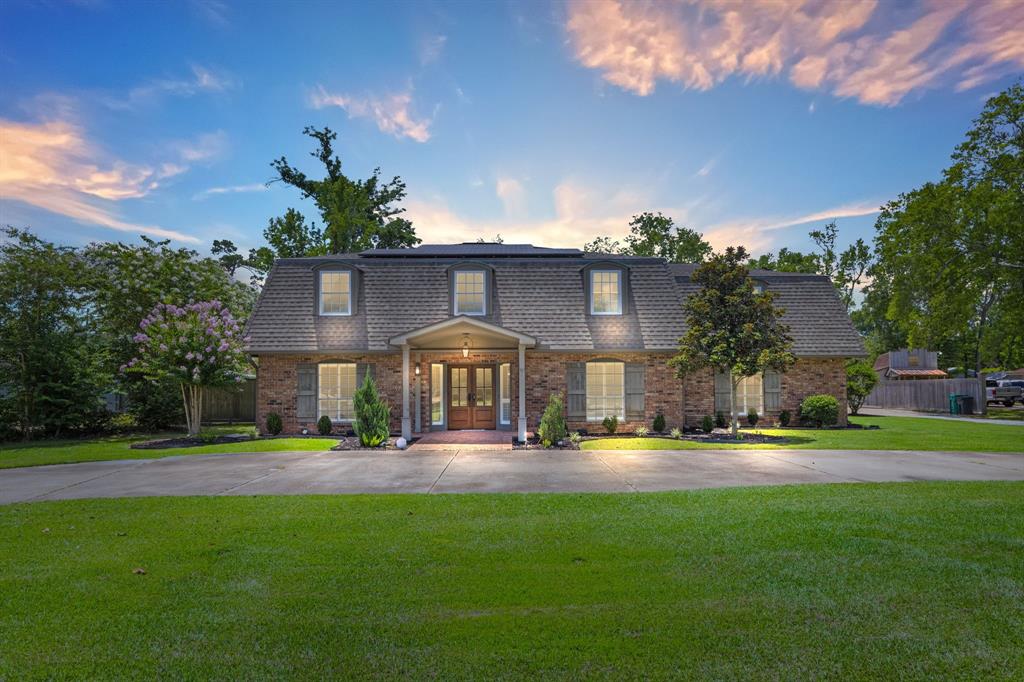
[{"left": 244, "top": 243, "right": 865, "bottom": 440}]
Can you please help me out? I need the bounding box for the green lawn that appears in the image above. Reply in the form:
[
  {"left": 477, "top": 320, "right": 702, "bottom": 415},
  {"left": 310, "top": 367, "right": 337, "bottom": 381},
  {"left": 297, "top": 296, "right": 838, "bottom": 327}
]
[
  {"left": 0, "top": 425, "right": 336, "bottom": 469},
  {"left": 1, "top": 482, "right": 1022, "bottom": 678},
  {"left": 977, "top": 407, "right": 1024, "bottom": 422},
  {"left": 582, "top": 415, "right": 1024, "bottom": 452}
]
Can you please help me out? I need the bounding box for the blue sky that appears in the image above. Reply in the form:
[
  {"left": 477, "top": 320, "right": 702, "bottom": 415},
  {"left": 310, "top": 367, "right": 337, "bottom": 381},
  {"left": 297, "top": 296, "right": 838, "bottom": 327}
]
[{"left": 1, "top": 0, "right": 1021, "bottom": 258}]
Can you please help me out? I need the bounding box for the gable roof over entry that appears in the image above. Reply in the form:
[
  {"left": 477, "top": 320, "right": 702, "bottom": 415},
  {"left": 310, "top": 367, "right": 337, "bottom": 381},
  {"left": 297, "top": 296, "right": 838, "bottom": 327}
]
[{"left": 389, "top": 316, "right": 536, "bottom": 349}]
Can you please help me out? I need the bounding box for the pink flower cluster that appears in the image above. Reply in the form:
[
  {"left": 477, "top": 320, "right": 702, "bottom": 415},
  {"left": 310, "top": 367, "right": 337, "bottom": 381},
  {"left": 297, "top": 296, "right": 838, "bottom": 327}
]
[{"left": 123, "top": 301, "right": 246, "bottom": 387}]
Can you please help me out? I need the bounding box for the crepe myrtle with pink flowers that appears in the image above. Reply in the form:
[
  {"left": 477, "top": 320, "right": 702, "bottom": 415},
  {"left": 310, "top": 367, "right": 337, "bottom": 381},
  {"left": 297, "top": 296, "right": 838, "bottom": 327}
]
[{"left": 124, "top": 301, "right": 248, "bottom": 436}]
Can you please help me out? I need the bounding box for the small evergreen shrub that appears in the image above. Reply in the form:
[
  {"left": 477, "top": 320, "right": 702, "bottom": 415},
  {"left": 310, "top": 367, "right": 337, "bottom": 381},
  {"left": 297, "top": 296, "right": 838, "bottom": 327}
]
[
  {"left": 198, "top": 430, "right": 218, "bottom": 444},
  {"left": 747, "top": 409, "right": 759, "bottom": 427},
  {"left": 317, "top": 415, "right": 333, "bottom": 436},
  {"left": 800, "top": 394, "right": 839, "bottom": 427},
  {"left": 715, "top": 411, "right": 728, "bottom": 429},
  {"left": 670, "top": 427, "right": 682, "bottom": 439},
  {"left": 635, "top": 425, "right": 649, "bottom": 437},
  {"left": 652, "top": 413, "right": 666, "bottom": 433},
  {"left": 353, "top": 373, "right": 391, "bottom": 447},
  {"left": 602, "top": 415, "right": 618, "bottom": 434},
  {"left": 779, "top": 410, "right": 791, "bottom": 427},
  {"left": 701, "top": 415, "right": 714, "bottom": 433},
  {"left": 568, "top": 431, "right": 582, "bottom": 446},
  {"left": 265, "top": 412, "right": 283, "bottom": 435},
  {"left": 538, "top": 393, "right": 567, "bottom": 447}
]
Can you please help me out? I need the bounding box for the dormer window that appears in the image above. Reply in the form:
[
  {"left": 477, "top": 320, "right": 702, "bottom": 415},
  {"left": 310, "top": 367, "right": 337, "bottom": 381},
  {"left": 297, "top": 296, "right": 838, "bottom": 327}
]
[
  {"left": 454, "top": 270, "right": 486, "bottom": 315},
  {"left": 320, "top": 271, "right": 352, "bottom": 315},
  {"left": 590, "top": 270, "right": 622, "bottom": 315}
]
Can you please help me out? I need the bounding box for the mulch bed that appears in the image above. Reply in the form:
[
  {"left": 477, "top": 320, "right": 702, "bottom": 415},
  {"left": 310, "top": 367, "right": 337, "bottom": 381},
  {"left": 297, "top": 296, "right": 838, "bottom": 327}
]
[
  {"left": 330, "top": 436, "right": 414, "bottom": 451},
  {"left": 130, "top": 434, "right": 256, "bottom": 450}
]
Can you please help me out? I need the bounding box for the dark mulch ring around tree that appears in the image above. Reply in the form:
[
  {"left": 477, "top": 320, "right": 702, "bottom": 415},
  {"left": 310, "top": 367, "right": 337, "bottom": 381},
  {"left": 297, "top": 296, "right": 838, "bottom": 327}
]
[{"left": 130, "top": 434, "right": 259, "bottom": 450}]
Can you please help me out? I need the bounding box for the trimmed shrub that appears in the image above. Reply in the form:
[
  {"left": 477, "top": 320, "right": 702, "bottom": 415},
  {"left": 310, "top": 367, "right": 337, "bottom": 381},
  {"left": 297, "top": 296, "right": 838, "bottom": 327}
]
[
  {"left": 670, "top": 427, "right": 682, "bottom": 439},
  {"left": 652, "top": 413, "right": 666, "bottom": 433},
  {"left": 701, "top": 415, "right": 714, "bottom": 433},
  {"left": 635, "top": 425, "right": 649, "bottom": 437},
  {"left": 779, "top": 409, "right": 791, "bottom": 427},
  {"left": 715, "top": 411, "right": 728, "bottom": 429},
  {"left": 353, "top": 373, "right": 391, "bottom": 447},
  {"left": 602, "top": 415, "right": 618, "bottom": 434},
  {"left": 800, "top": 394, "right": 839, "bottom": 427},
  {"left": 317, "top": 415, "right": 333, "bottom": 436},
  {"left": 265, "top": 412, "right": 283, "bottom": 435},
  {"left": 747, "top": 409, "right": 759, "bottom": 427},
  {"left": 538, "top": 393, "right": 567, "bottom": 447}
]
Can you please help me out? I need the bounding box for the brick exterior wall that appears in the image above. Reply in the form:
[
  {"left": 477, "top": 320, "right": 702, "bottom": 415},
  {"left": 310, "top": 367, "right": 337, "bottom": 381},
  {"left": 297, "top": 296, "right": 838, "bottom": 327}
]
[{"left": 254, "top": 352, "right": 848, "bottom": 435}]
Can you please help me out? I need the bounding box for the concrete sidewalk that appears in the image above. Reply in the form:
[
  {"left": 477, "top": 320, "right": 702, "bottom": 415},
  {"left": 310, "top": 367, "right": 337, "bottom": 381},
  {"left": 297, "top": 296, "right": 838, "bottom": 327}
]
[
  {"left": 2, "top": 448, "right": 1023, "bottom": 504},
  {"left": 858, "top": 407, "right": 1024, "bottom": 426}
]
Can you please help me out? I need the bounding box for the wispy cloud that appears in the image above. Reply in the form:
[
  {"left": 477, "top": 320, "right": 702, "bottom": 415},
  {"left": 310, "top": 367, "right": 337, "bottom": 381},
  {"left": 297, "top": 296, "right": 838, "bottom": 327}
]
[
  {"left": 0, "top": 117, "right": 201, "bottom": 242},
  {"left": 566, "top": 0, "right": 1024, "bottom": 106},
  {"left": 310, "top": 85, "right": 432, "bottom": 142},
  {"left": 173, "top": 130, "right": 228, "bottom": 162},
  {"left": 695, "top": 157, "right": 716, "bottom": 177},
  {"left": 495, "top": 177, "right": 526, "bottom": 216},
  {"left": 419, "top": 34, "right": 447, "bottom": 65},
  {"left": 702, "top": 201, "right": 882, "bottom": 253},
  {"left": 193, "top": 182, "right": 268, "bottom": 200},
  {"left": 105, "top": 64, "right": 234, "bottom": 110},
  {"left": 405, "top": 180, "right": 698, "bottom": 248},
  {"left": 189, "top": 0, "right": 231, "bottom": 27}
]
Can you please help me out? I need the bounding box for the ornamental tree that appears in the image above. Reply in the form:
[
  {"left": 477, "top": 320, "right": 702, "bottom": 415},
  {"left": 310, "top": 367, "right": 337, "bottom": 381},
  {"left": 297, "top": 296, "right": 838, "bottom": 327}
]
[
  {"left": 668, "top": 246, "right": 795, "bottom": 437},
  {"left": 125, "top": 301, "right": 247, "bottom": 436},
  {"left": 845, "top": 360, "right": 878, "bottom": 416}
]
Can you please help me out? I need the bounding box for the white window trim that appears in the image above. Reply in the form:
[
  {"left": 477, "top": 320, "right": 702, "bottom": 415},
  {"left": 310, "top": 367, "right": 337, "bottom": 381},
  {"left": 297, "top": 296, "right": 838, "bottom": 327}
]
[
  {"left": 589, "top": 269, "right": 623, "bottom": 316},
  {"left": 430, "top": 364, "right": 445, "bottom": 426},
  {"left": 319, "top": 271, "right": 353, "bottom": 316},
  {"left": 499, "top": 362, "right": 511, "bottom": 425},
  {"left": 585, "top": 361, "right": 626, "bottom": 422},
  {"left": 318, "top": 362, "right": 357, "bottom": 423},
  {"left": 453, "top": 270, "right": 487, "bottom": 316}
]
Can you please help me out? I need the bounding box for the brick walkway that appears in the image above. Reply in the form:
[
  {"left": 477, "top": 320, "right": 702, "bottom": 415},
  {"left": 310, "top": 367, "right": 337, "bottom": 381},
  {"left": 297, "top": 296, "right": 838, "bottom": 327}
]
[{"left": 410, "top": 430, "right": 515, "bottom": 450}]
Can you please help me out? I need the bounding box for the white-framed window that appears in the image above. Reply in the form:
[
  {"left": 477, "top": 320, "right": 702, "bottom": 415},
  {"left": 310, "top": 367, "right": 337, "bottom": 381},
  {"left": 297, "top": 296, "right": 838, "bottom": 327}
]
[
  {"left": 499, "top": 362, "right": 511, "bottom": 424},
  {"left": 735, "top": 373, "right": 764, "bottom": 415},
  {"left": 454, "top": 270, "right": 486, "bottom": 315},
  {"left": 318, "top": 363, "right": 357, "bottom": 421},
  {"left": 586, "top": 361, "right": 624, "bottom": 421},
  {"left": 590, "top": 270, "right": 622, "bottom": 315},
  {"left": 431, "top": 364, "right": 444, "bottom": 425},
  {"left": 319, "top": 271, "right": 352, "bottom": 315}
]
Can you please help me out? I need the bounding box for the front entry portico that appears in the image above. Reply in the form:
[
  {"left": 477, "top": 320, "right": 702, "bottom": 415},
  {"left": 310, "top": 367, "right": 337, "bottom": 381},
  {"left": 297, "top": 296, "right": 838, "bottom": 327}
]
[{"left": 389, "top": 316, "right": 536, "bottom": 442}]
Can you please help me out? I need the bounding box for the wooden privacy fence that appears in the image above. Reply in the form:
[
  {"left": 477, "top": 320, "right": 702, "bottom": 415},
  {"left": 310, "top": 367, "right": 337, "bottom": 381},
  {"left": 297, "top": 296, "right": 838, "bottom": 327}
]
[
  {"left": 202, "top": 378, "right": 257, "bottom": 423},
  {"left": 862, "top": 378, "right": 984, "bottom": 413}
]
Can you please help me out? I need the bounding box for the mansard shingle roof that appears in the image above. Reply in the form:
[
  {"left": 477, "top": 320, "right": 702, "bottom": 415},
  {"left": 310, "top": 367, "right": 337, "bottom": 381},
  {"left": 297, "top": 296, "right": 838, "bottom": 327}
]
[{"left": 244, "top": 248, "right": 865, "bottom": 357}]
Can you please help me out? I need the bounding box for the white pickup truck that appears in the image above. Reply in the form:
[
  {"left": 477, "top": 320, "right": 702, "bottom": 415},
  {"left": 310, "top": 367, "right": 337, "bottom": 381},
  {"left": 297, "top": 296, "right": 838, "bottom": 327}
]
[{"left": 986, "top": 379, "right": 1023, "bottom": 406}]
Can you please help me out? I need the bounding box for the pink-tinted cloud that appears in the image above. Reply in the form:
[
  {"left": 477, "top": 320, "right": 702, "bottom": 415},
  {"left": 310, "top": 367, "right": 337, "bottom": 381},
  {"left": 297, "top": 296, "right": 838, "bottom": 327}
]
[
  {"left": 0, "top": 118, "right": 199, "bottom": 242},
  {"left": 310, "top": 86, "right": 432, "bottom": 142},
  {"left": 566, "top": 0, "right": 1024, "bottom": 106}
]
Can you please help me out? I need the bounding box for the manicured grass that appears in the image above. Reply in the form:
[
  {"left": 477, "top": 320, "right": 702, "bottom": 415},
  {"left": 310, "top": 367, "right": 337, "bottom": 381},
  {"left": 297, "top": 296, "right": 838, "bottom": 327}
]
[
  {"left": 1, "top": 482, "right": 1022, "bottom": 678},
  {"left": 0, "top": 425, "right": 337, "bottom": 469},
  {"left": 582, "top": 415, "right": 1024, "bottom": 452}
]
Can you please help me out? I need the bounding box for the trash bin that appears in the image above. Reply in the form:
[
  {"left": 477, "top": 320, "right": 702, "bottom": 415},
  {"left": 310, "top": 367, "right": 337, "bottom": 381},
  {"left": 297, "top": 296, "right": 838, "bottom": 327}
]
[
  {"left": 949, "top": 393, "right": 960, "bottom": 415},
  {"left": 956, "top": 395, "right": 975, "bottom": 415}
]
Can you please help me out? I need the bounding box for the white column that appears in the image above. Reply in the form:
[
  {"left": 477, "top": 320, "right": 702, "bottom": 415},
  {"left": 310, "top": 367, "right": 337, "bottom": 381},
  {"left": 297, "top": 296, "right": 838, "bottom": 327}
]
[
  {"left": 401, "top": 344, "right": 411, "bottom": 440},
  {"left": 517, "top": 343, "right": 527, "bottom": 442}
]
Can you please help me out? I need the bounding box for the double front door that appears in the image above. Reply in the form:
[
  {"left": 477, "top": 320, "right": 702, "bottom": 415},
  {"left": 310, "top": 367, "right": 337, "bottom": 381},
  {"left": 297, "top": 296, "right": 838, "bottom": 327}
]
[{"left": 448, "top": 365, "right": 496, "bottom": 429}]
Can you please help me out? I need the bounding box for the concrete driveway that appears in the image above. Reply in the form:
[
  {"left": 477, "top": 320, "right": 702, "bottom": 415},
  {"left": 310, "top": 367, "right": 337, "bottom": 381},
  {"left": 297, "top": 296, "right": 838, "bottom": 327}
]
[{"left": 2, "top": 448, "right": 1023, "bottom": 504}]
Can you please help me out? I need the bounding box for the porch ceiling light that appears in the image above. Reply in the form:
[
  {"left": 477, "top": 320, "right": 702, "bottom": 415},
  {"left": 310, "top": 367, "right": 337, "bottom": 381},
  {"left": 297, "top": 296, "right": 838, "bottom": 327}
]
[{"left": 461, "top": 333, "right": 472, "bottom": 358}]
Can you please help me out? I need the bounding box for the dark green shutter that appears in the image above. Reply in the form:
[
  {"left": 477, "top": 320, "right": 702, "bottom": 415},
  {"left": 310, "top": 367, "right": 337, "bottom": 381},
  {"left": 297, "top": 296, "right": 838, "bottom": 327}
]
[
  {"left": 763, "top": 370, "right": 781, "bottom": 411},
  {"left": 714, "top": 370, "right": 731, "bottom": 414},
  {"left": 625, "top": 363, "right": 645, "bottom": 420},
  {"left": 567, "top": 362, "right": 586, "bottom": 419},
  {"left": 297, "top": 364, "right": 317, "bottom": 419}
]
